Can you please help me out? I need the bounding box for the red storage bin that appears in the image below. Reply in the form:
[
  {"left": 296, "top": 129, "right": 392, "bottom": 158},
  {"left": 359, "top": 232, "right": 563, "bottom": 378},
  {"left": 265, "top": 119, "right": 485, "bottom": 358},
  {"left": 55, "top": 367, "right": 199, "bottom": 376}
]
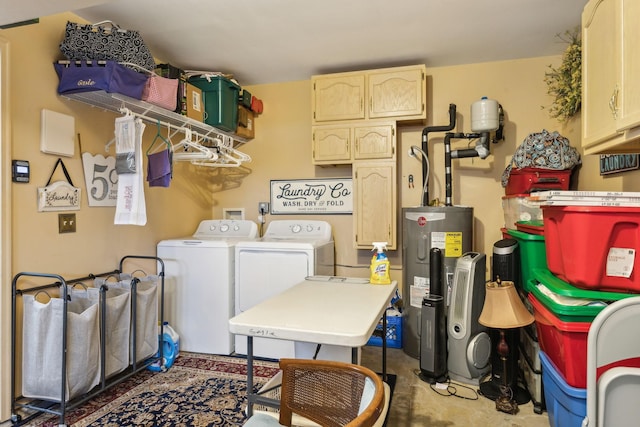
[
  {"left": 542, "top": 205, "right": 640, "bottom": 292},
  {"left": 528, "top": 293, "right": 591, "bottom": 388},
  {"left": 505, "top": 167, "right": 571, "bottom": 195}
]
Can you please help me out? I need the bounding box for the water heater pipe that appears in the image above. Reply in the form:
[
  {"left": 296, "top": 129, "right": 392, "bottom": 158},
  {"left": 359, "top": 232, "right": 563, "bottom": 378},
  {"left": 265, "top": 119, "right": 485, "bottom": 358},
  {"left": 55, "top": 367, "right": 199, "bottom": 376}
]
[{"left": 421, "top": 104, "right": 457, "bottom": 206}]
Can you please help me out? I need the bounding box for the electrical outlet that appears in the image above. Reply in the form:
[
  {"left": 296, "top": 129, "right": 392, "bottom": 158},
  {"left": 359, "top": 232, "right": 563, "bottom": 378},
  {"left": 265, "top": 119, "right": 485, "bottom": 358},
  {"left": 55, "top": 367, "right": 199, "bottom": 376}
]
[
  {"left": 58, "top": 213, "right": 76, "bottom": 233},
  {"left": 258, "top": 202, "right": 270, "bottom": 214}
]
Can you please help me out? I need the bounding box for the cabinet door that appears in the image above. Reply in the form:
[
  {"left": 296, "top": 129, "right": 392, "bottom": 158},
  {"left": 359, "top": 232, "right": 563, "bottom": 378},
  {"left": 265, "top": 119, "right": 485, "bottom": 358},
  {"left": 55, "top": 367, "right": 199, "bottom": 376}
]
[
  {"left": 353, "top": 123, "right": 396, "bottom": 160},
  {"left": 312, "top": 125, "right": 352, "bottom": 164},
  {"left": 312, "top": 74, "right": 365, "bottom": 122},
  {"left": 353, "top": 162, "right": 397, "bottom": 249},
  {"left": 368, "top": 66, "right": 426, "bottom": 120},
  {"left": 617, "top": 0, "right": 640, "bottom": 131},
  {"left": 582, "top": 0, "right": 620, "bottom": 148}
]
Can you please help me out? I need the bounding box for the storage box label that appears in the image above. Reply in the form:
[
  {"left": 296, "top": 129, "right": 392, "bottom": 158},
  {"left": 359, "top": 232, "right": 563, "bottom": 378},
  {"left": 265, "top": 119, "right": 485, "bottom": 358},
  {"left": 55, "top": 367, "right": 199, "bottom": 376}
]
[{"left": 606, "top": 247, "right": 635, "bottom": 278}]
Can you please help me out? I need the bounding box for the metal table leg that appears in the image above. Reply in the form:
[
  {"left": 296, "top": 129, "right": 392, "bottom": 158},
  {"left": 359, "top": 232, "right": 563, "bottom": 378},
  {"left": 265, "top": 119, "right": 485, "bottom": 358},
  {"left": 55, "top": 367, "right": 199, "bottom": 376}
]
[{"left": 246, "top": 336, "right": 254, "bottom": 417}]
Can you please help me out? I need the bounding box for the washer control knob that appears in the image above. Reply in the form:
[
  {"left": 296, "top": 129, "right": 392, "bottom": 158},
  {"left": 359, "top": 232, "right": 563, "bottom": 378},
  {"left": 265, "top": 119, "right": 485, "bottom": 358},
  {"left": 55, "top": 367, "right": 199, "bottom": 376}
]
[
  {"left": 220, "top": 224, "right": 229, "bottom": 232},
  {"left": 306, "top": 224, "right": 314, "bottom": 232},
  {"left": 292, "top": 224, "right": 302, "bottom": 233},
  {"left": 209, "top": 225, "right": 216, "bottom": 231},
  {"left": 233, "top": 224, "right": 240, "bottom": 231}
]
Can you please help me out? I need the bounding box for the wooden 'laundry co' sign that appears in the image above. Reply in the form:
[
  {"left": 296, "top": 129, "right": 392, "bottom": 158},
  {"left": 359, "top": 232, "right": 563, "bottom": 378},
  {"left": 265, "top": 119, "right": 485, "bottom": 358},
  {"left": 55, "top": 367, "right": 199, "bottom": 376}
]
[{"left": 270, "top": 178, "right": 352, "bottom": 214}]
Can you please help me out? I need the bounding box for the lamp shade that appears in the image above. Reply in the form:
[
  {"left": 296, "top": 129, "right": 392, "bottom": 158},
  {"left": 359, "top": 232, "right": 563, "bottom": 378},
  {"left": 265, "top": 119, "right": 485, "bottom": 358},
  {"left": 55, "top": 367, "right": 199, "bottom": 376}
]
[{"left": 478, "top": 281, "right": 534, "bottom": 329}]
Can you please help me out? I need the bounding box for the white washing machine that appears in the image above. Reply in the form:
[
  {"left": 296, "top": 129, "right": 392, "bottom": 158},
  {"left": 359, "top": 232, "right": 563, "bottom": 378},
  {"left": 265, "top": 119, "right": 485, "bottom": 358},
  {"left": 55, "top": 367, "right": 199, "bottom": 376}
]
[
  {"left": 157, "top": 219, "right": 258, "bottom": 355},
  {"left": 234, "top": 220, "right": 352, "bottom": 361}
]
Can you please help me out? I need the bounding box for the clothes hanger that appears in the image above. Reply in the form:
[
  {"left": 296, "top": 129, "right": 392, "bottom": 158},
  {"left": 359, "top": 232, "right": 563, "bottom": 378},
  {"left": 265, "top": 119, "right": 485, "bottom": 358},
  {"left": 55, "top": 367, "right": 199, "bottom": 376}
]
[
  {"left": 172, "top": 129, "right": 217, "bottom": 161},
  {"left": 146, "top": 120, "right": 171, "bottom": 155},
  {"left": 191, "top": 144, "right": 251, "bottom": 168}
]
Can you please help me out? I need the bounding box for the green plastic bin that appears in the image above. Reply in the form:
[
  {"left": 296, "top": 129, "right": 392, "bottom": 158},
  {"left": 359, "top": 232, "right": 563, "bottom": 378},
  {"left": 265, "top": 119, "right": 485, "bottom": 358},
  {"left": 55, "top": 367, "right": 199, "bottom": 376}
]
[
  {"left": 529, "top": 268, "right": 635, "bottom": 322},
  {"left": 506, "top": 228, "right": 547, "bottom": 293},
  {"left": 188, "top": 75, "right": 240, "bottom": 132}
]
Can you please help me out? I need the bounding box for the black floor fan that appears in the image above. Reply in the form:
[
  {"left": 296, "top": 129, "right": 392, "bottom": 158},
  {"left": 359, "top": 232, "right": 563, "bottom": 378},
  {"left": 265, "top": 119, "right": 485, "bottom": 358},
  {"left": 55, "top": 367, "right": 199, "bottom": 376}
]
[{"left": 419, "top": 248, "right": 447, "bottom": 383}]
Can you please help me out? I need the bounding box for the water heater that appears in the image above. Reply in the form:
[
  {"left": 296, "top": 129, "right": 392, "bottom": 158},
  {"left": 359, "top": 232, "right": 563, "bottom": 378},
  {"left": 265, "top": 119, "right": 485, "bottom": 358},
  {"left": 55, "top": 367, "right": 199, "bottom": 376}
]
[
  {"left": 402, "top": 206, "right": 473, "bottom": 359},
  {"left": 447, "top": 252, "right": 491, "bottom": 385}
]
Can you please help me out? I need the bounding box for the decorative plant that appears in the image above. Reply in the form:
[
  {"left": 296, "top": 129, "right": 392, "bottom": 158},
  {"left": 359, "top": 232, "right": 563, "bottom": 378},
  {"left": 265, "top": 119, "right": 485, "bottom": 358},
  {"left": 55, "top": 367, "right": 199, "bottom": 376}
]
[{"left": 543, "top": 28, "right": 582, "bottom": 122}]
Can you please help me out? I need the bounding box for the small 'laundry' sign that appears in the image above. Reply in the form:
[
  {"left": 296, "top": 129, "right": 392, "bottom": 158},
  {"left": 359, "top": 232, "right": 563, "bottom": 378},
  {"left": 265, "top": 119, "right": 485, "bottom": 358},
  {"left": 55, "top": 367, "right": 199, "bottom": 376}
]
[{"left": 600, "top": 154, "right": 640, "bottom": 175}]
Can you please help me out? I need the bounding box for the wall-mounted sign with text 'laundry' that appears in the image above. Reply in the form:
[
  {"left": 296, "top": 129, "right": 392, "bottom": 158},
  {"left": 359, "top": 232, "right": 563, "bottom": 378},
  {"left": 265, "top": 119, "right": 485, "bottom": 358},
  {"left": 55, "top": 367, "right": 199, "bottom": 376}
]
[
  {"left": 600, "top": 154, "right": 640, "bottom": 175},
  {"left": 270, "top": 178, "right": 352, "bottom": 214}
]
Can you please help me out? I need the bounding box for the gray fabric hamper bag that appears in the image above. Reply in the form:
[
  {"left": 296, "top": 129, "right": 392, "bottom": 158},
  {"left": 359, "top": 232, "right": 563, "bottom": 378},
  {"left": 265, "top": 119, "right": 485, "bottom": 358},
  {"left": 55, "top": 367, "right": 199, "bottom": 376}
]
[
  {"left": 108, "top": 274, "right": 159, "bottom": 363},
  {"left": 85, "top": 284, "right": 132, "bottom": 378},
  {"left": 22, "top": 293, "right": 100, "bottom": 402}
]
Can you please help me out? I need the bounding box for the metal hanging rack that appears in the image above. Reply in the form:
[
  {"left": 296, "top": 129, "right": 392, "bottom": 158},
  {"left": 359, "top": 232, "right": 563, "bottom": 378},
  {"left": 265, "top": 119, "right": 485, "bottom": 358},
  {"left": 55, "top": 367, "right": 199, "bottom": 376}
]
[{"left": 62, "top": 90, "right": 251, "bottom": 167}]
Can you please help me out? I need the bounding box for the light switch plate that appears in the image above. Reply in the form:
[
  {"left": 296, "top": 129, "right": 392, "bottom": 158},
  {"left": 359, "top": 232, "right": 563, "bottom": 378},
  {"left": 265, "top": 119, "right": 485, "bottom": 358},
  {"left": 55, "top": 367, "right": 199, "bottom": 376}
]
[{"left": 58, "top": 213, "right": 76, "bottom": 233}]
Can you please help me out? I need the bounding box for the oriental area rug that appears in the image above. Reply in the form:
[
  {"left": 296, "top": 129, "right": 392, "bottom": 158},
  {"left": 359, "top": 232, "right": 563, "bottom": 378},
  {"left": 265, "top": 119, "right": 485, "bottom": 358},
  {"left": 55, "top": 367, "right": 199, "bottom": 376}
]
[{"left": 25, "top": 353, "right": 280, "bottom": 427}]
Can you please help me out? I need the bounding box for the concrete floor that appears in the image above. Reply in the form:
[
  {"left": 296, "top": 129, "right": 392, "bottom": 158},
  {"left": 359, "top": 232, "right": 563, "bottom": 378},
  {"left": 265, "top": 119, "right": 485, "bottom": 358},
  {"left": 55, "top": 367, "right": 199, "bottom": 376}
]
[{"left": 361, "top": 346, "right": 551, "bottom": 427}]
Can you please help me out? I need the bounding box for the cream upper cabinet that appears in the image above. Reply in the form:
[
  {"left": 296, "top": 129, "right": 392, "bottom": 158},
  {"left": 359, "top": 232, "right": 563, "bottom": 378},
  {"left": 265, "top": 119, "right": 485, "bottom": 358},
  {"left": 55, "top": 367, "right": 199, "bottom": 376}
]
[
  {"left": 582, "top": 0, "right": 640, "bottom": 154},
  {"left": 312, "top": 125, "right": 352, "bottom": 164},
  {"left": 368, "top": 67, "right": 426, "bottom": 120},
  {"left": 353, "top": 161, "right": 397, "bottom": 249},
  {"left": 312, "top": 65, "right": 426, "bottom": 124},
  {"left": 616, "top": 0, "right": 640, "bottom": 131},
  {"left": 312, "top": 74, "right": 366, "bottom": 122},
  {"left": 582, "top": 0, "right": 618, "bottom": 148},
  {"left": 353, "top": 123, "right": 396, "bottom": 160},
  {"left": 312, "top": 121, "right": 396, "bottom": 165}
]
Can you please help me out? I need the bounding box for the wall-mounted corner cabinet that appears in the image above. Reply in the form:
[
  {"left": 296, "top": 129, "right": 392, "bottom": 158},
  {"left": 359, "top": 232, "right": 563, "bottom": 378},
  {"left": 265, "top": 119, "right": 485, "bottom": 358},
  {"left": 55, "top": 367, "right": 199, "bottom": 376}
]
[
  {"left": 312, "top": 121, "right": 396, "bottom": 165},
  {"left": 582, "top": 0, "right": 640, "bottom": 154},
  {"left": 353, "top": 161, "right": 397, "bottom": 249},
  {"left": 312, "top": 64, "right": 427, "bottom": 125}
]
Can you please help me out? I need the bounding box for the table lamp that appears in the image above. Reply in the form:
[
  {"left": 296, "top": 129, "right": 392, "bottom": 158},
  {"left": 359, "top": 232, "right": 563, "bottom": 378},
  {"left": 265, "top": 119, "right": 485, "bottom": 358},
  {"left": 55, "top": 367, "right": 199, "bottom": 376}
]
[{"left": 478, "top": 279, "right": 534, "bottom": 414}]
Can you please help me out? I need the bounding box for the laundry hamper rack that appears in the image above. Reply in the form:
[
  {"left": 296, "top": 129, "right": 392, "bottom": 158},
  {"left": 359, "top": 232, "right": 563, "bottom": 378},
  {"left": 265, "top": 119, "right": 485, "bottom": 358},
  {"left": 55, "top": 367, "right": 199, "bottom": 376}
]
[{"left": 10, "top": 255, "right": 166, "bottom": 426}]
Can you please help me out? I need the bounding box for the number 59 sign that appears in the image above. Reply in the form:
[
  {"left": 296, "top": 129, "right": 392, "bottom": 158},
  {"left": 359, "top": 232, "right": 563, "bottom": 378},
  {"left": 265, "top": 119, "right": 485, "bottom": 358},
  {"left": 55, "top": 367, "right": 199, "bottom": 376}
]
[{"left": 82, "top": 153, "right": 118, "bottom": 207}]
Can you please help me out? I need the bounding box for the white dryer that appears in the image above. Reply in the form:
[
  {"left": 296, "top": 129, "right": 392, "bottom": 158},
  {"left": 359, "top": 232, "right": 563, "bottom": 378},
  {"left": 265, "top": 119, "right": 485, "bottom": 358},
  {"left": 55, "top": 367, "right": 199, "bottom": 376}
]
[
  {"left": 157, "top": 219, "right": 258, "bottom": 355},
  {"left": 234, "top": 220, "right": 340, "bottom": 360}
]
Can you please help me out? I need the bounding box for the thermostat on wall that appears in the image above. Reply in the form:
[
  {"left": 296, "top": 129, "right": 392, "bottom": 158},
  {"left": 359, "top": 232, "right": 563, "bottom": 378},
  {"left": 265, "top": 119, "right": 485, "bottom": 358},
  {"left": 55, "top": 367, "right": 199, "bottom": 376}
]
[{"left": 12, "top": 160, "right": 30, "bottom": 183}]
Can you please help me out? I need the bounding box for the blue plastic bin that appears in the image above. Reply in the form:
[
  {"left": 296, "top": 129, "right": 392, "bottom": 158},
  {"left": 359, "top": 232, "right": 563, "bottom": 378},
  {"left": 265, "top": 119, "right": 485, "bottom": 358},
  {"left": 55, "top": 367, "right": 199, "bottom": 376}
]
[
  {"left": 540, "top": 351, "right": 586, "bottom": 427},
  {"left": 367, "top": 310, "right": 402, "bottom": 349}
]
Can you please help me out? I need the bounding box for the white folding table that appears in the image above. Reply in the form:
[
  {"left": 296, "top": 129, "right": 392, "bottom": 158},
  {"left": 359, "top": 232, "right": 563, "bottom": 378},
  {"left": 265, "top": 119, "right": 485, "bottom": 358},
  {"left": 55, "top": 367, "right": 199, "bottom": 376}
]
[{"left": 229, "top": 276, "right": 398, "bottom": 416}]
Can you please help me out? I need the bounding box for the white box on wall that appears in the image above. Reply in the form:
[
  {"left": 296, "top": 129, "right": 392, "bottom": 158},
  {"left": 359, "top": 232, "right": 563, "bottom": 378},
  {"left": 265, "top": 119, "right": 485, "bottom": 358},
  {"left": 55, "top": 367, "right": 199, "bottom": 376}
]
[{"left": 40, "top": 109, "right": 75, "bottom": 157}]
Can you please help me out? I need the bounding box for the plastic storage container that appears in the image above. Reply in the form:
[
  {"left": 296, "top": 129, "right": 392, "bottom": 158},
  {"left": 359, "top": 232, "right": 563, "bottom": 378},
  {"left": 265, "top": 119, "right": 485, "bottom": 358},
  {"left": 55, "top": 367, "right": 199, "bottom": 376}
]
[
  {"left": 505, "top": 167, "right": 571, "bottom": 195},
  {"left": 187, "top": 75, "right": 240, "bottom": 132},
  {"left": 520, "top": 350, "right": 545, "bottom": 414},
  {"left": 502, "top": 194, "right": 543, "bottom": 230},
  {"left": 516, "top": 220, "right": 544, "bottom": 235},
  {"left": 531, "top": 268, "right": 634, "bottom": 322},
  {"left": 528, "top": 293, "right": 591, "bottom": 388},
  {"left": 367, "top": 310, "right": 402, "bottom": 349},
  {"left": 506, "top": 229, "right": 548, "bottom": 294},
  {"left": 542, "top": 205, "right": 640, "bottom": 292},
  {"left": 540, "top": 351, "right": 586, "bottom": 427}
]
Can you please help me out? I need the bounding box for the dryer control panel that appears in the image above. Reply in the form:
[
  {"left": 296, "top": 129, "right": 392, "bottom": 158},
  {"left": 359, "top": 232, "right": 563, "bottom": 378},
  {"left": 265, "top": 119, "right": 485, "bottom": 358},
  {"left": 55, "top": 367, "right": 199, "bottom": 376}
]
[
  {"left": 263, "top": 220, "right": 332, "bottom": 242},
  {"left": 193, "top": 219, "right": 258, "bottom": 238}
]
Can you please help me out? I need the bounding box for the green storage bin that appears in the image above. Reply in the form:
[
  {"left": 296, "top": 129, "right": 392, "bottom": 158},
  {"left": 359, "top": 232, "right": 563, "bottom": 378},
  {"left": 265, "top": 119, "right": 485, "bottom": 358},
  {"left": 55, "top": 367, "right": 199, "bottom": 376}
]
[
  {"left": 529, "top": 268, "right": 635, "bottom": 322},
  {"left": 188, "top": 76, "right": 240, "bottom": 132},
  {"left": 506, "top": 228, "right": 547, "bottom": 293}
]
